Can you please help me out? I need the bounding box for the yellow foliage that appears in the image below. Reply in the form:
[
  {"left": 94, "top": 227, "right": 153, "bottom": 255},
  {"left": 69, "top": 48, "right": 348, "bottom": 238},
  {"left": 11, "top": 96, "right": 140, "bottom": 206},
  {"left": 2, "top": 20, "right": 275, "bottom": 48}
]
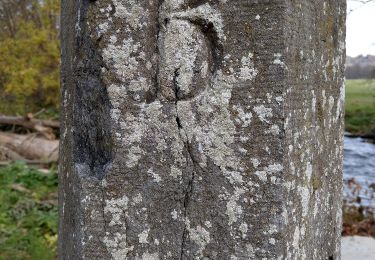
[
  {"left": 0, "top": 0, "right": 60, "bottom": 115},
  {"left": 44, "top": 233, "right": 58, "bottom": 248}
]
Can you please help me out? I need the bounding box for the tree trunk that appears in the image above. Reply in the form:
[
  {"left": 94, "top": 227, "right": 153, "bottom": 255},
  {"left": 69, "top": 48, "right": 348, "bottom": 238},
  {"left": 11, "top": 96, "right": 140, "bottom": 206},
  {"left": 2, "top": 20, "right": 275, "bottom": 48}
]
[{"left": 59, "top": 0, "right": 346, "bottom": 259}]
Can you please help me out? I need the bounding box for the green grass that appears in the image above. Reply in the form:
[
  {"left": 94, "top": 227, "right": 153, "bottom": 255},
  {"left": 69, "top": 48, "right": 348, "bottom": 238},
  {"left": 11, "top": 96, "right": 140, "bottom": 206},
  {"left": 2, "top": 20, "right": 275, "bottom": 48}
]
[
  {"left": 0, "top": 163, "right": 58, "bottom": 260},
  {"left": 345, "top": 79, "right": 375, "bottom": 136}
]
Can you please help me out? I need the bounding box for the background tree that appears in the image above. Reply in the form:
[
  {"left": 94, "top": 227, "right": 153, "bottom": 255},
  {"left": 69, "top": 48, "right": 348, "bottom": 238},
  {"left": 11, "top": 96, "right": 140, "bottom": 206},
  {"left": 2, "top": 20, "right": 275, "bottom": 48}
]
[{"left": 0, "top": 0, "right": 60, "bottom": 115}]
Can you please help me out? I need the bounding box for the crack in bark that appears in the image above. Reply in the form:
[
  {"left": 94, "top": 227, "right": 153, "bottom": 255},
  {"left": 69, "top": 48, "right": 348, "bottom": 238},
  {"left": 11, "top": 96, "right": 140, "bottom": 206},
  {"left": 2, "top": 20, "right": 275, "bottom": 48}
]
[
  {"left": 157, "top": 4, "right": 211, "bottom": 257},
  {"left": 172, "top": 67, "right": 199, "bottom": 260},
  {"left": 147, "top": 0, "right": 166, "bottom": 104},
  {"left": 179, "top": 139, "right": 198, "bottom": 259},
  {"left": 173, "top": 68, "right": 181, "bottom": 101},
  {"left": 155, "top": 5, "right": 193, "bottom": 256}
]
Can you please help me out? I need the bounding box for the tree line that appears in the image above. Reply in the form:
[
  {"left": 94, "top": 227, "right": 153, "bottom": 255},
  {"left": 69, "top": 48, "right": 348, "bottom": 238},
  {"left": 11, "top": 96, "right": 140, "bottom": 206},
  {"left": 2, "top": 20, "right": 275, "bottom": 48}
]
[{"left": 0, "top": 0, "right": 60, "bottom": 115}]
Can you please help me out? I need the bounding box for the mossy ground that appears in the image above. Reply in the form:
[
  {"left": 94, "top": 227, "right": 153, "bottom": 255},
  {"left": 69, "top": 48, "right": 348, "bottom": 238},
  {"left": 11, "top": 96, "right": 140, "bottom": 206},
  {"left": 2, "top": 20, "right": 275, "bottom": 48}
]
[
  {"left": 345, "top": 79, "right": 375, "bottom": 137},
  {"left": 0, "top": 163, "right": 58, "bottom": 260}
]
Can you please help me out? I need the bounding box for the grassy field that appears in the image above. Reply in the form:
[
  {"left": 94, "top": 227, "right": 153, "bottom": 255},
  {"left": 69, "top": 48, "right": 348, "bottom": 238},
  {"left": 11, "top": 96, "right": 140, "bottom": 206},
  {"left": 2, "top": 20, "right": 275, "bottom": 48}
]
[
  {"left": 345, "top": 79, "right": 375, "bottom": 137},
  {"left": 0, "top": 163, "right": 58, "bottom": 260}
]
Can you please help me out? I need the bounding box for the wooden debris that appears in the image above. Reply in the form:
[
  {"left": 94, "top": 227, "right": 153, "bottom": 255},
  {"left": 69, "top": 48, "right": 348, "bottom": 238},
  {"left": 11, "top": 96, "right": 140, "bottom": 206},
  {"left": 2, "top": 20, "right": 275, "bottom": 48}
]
[
  {"left": 0, "top": 132, "right": 58, "bottom": 161},
  {"left": 0, "top": 115, "right": 59, "bottom": 140}
]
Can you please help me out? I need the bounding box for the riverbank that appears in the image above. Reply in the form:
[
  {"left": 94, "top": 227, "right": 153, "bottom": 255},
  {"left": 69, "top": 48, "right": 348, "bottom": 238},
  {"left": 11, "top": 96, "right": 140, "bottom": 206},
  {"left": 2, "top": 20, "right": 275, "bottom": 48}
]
[{"left": 345, "top": 79, "right": 375, "bottom": 140}]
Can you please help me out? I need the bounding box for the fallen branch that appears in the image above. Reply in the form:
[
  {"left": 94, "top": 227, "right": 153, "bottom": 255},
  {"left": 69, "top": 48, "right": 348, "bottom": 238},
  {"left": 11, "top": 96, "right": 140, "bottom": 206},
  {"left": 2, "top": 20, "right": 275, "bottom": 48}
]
[
  {"left": 0, "top": 115, "right": 60, "bottom": 128},
  {"left": 0, "top": 115, "right": 60, "bottom": 140},
  {"left": 0, "top": 145, "right": 26, "bottom": 161},
  {"left": 0, "top": 132, "right": 59, "bottom": 161}
]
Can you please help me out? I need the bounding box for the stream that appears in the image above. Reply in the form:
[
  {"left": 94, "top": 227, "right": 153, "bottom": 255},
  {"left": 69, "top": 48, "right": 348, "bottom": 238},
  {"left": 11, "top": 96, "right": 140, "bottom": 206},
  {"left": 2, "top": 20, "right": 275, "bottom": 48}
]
[{"left": 344, "top": 135, "right": 375, "bottom": 209}]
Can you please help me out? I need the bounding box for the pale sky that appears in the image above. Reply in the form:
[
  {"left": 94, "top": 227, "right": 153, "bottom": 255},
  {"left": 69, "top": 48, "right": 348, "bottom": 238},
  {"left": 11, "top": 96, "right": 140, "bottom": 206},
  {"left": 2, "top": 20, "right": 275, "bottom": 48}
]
[{"left": 347, "top": 0, "right": 375, "bottom": 57}]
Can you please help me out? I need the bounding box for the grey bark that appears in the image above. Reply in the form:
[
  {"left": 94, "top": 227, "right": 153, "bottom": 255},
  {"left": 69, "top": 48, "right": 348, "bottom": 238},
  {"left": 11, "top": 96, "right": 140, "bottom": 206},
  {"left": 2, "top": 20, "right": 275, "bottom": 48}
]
[{"left": 59, "top": 0, "right": 346, "bottom": 259}]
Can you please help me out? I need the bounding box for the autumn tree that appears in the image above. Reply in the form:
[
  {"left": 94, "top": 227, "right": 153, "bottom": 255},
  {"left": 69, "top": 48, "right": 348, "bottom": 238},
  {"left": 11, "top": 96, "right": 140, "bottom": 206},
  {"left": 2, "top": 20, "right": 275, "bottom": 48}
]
[{"left": 0, "top": 0, "right": 60, "bottom": 115}]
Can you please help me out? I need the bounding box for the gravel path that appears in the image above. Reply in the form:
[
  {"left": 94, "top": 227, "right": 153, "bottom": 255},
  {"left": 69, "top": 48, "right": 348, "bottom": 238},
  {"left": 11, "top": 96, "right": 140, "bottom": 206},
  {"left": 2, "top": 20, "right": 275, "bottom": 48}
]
[{"left": 342, "top": 236, "right": 375, "bottom": 260}]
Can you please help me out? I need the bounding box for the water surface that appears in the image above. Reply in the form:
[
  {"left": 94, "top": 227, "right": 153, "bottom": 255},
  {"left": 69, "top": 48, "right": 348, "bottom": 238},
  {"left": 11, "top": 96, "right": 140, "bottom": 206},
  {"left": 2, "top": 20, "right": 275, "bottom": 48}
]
[{"left": 344, "top": 136, "right": 375, "bottom": 208}]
